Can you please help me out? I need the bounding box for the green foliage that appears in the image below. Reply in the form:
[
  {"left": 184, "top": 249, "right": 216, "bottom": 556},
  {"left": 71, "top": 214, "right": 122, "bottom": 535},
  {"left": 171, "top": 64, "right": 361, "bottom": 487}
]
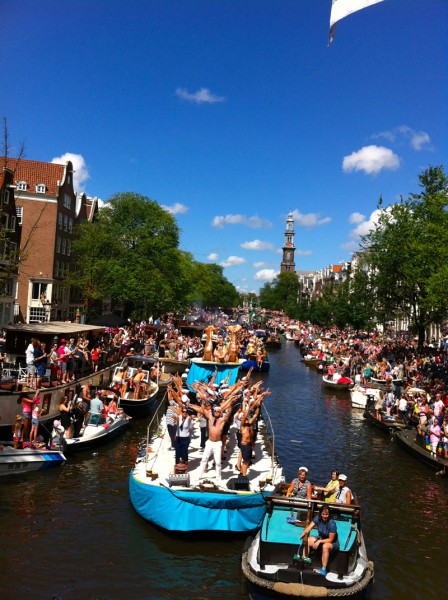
[
  {"left": 69, "top": 193, "right": 239, "bottom": 318},
  {"left": 259, "top": 271, "right": 300, "bottom": 315}
]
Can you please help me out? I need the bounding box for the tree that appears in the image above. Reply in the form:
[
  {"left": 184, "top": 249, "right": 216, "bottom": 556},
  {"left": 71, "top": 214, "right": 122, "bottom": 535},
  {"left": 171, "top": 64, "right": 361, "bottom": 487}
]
[
  {"left": 259, "top": 271, "right": 300, "bottom": 315},
  {"left": 361, "top": 165, "right": 448, "bottom": 344},
  {"left": 70, "top": 192, "right": 189, "bottom": 319}
]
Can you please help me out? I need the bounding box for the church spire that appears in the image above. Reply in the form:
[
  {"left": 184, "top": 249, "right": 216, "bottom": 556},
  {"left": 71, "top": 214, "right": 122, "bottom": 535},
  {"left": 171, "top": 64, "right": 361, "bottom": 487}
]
[{"left": 280, "top": 211, "right": 296, "bottom": 273}]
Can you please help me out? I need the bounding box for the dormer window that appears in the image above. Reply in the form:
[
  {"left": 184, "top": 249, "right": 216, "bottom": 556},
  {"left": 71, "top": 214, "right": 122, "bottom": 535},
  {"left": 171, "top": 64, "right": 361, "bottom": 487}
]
[
  {"left": 17, "top": 181, "right": 27, "bottom": 191},
  {"left": 36, "top": 183, "right": 46, "bottom": 193}
]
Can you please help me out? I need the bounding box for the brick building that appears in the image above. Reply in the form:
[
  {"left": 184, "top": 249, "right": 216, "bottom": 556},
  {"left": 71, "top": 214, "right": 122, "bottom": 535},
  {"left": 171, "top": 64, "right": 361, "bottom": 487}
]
[
  {"left": 1, "top": 157, "right": 97, "bottom": 323},
  {"left": 1, "top": 165, "right": 22, "bottom": 326}
]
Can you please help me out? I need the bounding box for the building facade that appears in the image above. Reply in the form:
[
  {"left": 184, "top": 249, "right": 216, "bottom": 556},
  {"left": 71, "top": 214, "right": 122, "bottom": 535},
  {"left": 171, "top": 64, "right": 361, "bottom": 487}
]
[
  {"left": 1, "top": 166, "right": 22, "bottom": 326},
  {"left": 1, "top": 157, "right": 97, "bottom": 323},
  {"left": 280, "top": 211, "right": 296, "bottom": 273}
]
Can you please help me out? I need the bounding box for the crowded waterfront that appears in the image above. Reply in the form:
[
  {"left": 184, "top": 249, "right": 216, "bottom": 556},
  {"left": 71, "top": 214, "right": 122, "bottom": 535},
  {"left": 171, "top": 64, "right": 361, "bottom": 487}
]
[{"left": 1, "top": 315, "right": 447, "bottom": 599}]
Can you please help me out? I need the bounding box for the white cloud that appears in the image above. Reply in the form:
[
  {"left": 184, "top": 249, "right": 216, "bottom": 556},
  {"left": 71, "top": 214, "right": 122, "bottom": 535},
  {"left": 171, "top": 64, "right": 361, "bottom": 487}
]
[
  {"left": 212, "top": 214, "right": 272, "bottom": 229},
  {"left": 341, "top": 241, "right": 359, "bottom": 251},
  {"left": 349, "top": 212, "right": 365, "bottom": 224},
  {"left": 253, "top": 261, "right": 268, "bottom": 268},
  {"left": 161, "top": 202, "right": 188, "bottom": 215},
  {"left": 51, "top": 152, "right": 89, "bottom": 193},
  {"left": 241, "top": 239, "right": 276, "bottom": 251},
  {"left": 349, "top": 208, "right": 383, "bottom": 238},
  {"left": 175, "top": 87, "right": 226, "bottom": 104},
  {"left": 342, "top": 145, "right": 400, "bottom": 175},
  {"left": 220, "top": 255, "right": 246, "bottom": 268},
  {"left": 254, "top": 268, "right": 279, "bottom": 282},
  {"left": 373, "top": 126, "right": 431, "bottom": 151},
  {"left": 291, "top": 210, "right": 331, "bottom": 227},
  {"left": 296, "top": 249, "right": 313, "bottom": 256},
  {"left": 208, "top": 252, "right": 218, "bottom": 261}
]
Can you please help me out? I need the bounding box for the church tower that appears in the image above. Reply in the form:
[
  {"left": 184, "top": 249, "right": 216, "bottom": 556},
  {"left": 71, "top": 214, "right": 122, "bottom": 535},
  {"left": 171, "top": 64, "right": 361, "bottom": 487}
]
[{"left": 280, "top": 211, "right": 296, "bottom": 272}]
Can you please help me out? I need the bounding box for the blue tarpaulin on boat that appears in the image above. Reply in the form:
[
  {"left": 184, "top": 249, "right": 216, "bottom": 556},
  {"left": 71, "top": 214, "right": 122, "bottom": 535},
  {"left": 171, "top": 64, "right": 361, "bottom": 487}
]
[
  {"left": 129, "top": 471, "right": 267, "bottom": 532},
  {"left": 186, "top": 361, "right": 241, "bottom": 391}
]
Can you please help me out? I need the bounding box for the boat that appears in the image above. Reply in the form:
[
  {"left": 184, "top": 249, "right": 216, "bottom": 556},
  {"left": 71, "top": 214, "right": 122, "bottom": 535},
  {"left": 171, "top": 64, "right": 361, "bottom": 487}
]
[
  {"left": 53, "top": 411, "right": 131, "bottom": 453},
  {"left": 112, "top": 355, "right": 160, "bottom": 418},
  {"left": 129, "top": 407, "right": 283, "bottom": 533},
  {"left": 350, "top": 386, "right": 382, "bottom": 409},
  {"left": 395, "top": 428, "right": 448, "bottom": 474},
  {"left": 157, "top": 339, "right": 191, "bottom": 374},
  {"left": 370, "top": 376, "right": 403, "bottom": 389},
  {"left": 0, "top": 443, "right": 66, "bottom": 476},
  {"left": 265, "top": 333, "right": 282, "bottom": 349},
  {"left": 242, "top": 495, "right": 374, "bottom": 599},
  {"left": 0, "top": 322, "right": 119, "bottom": 440},
  {"left": 302, "top": 355, "right": 322, "bottom": 368},
  {"left": 241, "top": 356, "right": 270, "bottom": 373},
  {"left": 322, "top": 375, "right": 353, "bottom": 391},
  {"left": 363, "top": 398, "right": 408, "bottom": 433}
]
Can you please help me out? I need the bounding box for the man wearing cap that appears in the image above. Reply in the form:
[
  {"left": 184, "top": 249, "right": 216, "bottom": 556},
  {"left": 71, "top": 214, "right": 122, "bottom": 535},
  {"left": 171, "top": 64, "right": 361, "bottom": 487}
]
[
  {"left": 286, "top": 466, "right": 313, "bottom": 499},
  {"left": 335, "top": 474, "right": 352, "bottom": 504}
]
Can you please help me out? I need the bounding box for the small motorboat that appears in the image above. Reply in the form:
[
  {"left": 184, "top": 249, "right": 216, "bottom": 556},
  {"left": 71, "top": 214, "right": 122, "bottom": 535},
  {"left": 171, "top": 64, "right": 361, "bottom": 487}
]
[
  {"left": 363, "top": 398, "right": 408, "bottom": 433},
  {"left": 302, "top": 355, "right": 322, "bottom": 368},
  {"left": 51, "top": 411, "right": 131, "bottom": 453},
  {"left": 370, "top": 376, "right": 403, "bottom": 389},
  {"left": 242, "top": 495, "right": 374, "bottom": 599},
  {"left": 0, "top": 443, "right": 66, "bottom": 476},
  {"left": 322, "top": 375, "right": 353, "bottom": 391},
  {"left": 112, "top": 355, "right": 160, "bottom": 418},
  {"left": 350, "top": 386, "right": 381, "bottom": 409}
]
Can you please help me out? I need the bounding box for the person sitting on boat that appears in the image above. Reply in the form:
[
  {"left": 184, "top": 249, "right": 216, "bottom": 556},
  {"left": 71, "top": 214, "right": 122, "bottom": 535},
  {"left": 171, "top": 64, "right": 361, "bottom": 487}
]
[
  {"left": 299, "top": 503, "right": 339, "bottom": 577},
  {"left": 286, "top": 466, "right": 313, "bottom": 499},
  {"left": 334, "top": 474, "right": 352, "bottom": 504},
  {"left": 106, "top": 396, "right": 118, "bottom": 419},
  {"left": 213, "top": 339, "right": 228, "bottom": 363},
  {"left": 314, "top": 469, "right": 340, "bottom": 503}
]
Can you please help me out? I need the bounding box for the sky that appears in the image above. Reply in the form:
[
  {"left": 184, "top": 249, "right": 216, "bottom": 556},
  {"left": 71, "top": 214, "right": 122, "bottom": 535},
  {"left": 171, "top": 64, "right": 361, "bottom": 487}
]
[{"left": 2, "top": 0, "right": 447, "bottom": 294}]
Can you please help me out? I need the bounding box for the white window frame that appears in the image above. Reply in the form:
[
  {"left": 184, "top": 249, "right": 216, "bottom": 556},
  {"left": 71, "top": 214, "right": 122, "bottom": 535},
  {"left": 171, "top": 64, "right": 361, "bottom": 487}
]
[
  {"left": 16, "top": 206, "right": 23, "bottom": 224},
  {"left": 17, "top": 181, "right": 27, "bottom": 191},
  {"left": 3, "top": 189, "right": 10, "bottom": 204},
  {"left": 36, "top": 183, "right": 46, "bottom": 193},
  {"left": 10, "top": 215, "right": 16, "bottom": 231}
]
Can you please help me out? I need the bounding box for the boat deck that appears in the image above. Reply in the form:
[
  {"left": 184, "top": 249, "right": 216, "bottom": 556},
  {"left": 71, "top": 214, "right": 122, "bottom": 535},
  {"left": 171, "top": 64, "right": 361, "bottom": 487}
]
[{"left": 133, "top": 410, "right": 281, "bottom": 493}]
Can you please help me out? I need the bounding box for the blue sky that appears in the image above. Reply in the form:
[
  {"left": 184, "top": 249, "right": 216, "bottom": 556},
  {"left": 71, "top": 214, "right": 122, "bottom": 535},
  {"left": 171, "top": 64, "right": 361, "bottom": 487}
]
[{"left": 2, "top": 0, "right": 447, "bottom": 293}]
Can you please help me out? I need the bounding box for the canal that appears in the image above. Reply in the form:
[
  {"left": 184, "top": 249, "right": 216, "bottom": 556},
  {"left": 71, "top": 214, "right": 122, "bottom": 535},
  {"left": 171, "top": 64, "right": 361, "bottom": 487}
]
[{"left": 1, "top": 341, "right": 446, "bottom": 599}]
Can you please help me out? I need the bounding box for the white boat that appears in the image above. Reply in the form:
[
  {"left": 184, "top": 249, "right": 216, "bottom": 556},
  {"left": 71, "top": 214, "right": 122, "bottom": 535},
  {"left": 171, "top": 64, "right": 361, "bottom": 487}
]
[
  {"left": 129, "top": 409, "right": 283, "bottom": 533},
  {"left": 350, "top": 386, "right": 382, "bottom": 409},
  {"left": 53, "top": 411, "right": 131, "bottom": 453},
  {"left": 322, "top": 375, "right": 353, "bottom": 391},
  {"left": 0, "top": 444, "right": 66, "bottom": 476}
]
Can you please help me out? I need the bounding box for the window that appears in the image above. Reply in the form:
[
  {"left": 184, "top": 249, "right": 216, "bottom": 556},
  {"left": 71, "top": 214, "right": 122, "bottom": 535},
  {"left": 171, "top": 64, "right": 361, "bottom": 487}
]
[
  {"left": 55, "top": 260, "right": 59, "bottom": 277},
  {"left": 3, "top": 189, "right": 10, "bottom": 204},
  {"left": 16, "top": 206, "right": 23, "bottom": 224},
  {"left": 61, "top": 238, "right": 67, "bottom": 255},
  {"left": 36, "top": 183, "right": 46, "bottom": 193},
  {"left": 17, "top": 181, "right": 27, "bottom": 191},
  {"left": 66, "top": 239, "right": 71, "bottom": 256},
  {"left": 63, "top": 215, "right": 68, "bottom": 232},
  {"left": 58, "top": 212, "right": 63, "bottom": 230},
  {"left": 29, "top": 307, "right": 47, "bottom": 323},
  {"left": 56, "top": 236, "right": 61, "bottom": 253},
  {"left": 68, "top": 217, "right": 73, "bottom": 233},
  {"left": 10, "top": 215, "right": 16, "bottom": 231},
  {"left": 1, "top": 280, "right": 13, "bottom": 296},
  {"left": 64, "top": 193, "right": 71, "bottom": 209},
  {"left": 31, "top": 282, "right": 47, "bottom": 301},
  {"left": 2, "top": 214, "right": 8, "bottom": 229}
]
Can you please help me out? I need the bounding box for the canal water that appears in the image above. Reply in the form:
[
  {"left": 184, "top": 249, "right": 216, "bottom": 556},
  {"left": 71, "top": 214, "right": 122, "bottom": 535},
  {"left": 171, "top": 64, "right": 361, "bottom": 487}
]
[{"left": 1, "top": 341, "right": 446, "bottom": 600}]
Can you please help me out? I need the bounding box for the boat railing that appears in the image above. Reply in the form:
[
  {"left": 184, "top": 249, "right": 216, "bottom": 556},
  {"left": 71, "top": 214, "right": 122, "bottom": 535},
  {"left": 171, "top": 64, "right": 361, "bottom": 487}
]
[
  {"left": 266, "top": 495, "right": 361, "bottom": 517},
  {"left": 144, "top": 388, "right": 168, "bottom": 453},
  {"left": 260, "top": 403, "right": 279, "bottom": 479}
]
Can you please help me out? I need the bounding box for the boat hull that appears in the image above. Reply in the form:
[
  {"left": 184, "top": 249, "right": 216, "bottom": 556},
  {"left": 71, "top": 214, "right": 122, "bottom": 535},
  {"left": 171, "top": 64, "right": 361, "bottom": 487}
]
[
  {"left": 129, "top": 471, "right": 269, "bottom": 532},
  {"left": 322, "top": 376, "right": 353, "bottom": 392},
  {"left": 241, "top": 359, "right": 270, "bottom": 373},
  {"left": 62, "top": 416, "right": 130, "bottom": 453},
  {"left": 0, "top": 447, "right": 66, "bottom": 476},
  {"left": 395, "top": 429, "right": 448, "bottom": 473}
]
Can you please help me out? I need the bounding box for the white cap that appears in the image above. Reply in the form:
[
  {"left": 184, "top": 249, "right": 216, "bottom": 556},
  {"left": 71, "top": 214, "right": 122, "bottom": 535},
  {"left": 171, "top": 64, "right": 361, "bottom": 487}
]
[
  {"left": 298, "top": 466, "right": 308, "bottom": 473},
  {"left": 338, "top": 474, "right": 347, "bottom": 481}
]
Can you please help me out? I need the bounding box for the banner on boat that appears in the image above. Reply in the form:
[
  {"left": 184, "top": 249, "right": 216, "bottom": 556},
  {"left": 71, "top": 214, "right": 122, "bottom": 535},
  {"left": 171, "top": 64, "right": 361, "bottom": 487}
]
[{"left": 329, "top": 0, "right": 384, "bottom": 45}]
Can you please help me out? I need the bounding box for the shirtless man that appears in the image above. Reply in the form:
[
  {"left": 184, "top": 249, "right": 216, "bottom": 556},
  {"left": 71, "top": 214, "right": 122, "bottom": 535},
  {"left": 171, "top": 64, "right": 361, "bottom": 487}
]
[
  {"left": 236, "top": 389, "right": 270, "bottom": 475},
  {"left": 190, "top": 385, "right": 241, "bottom": 485}
]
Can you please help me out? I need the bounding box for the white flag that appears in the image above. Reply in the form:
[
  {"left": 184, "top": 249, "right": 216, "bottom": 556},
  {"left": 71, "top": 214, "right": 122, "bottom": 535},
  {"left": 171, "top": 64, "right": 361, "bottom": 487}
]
[{"left": 329, "top": 0, "right": 384, "bottom": 45}]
